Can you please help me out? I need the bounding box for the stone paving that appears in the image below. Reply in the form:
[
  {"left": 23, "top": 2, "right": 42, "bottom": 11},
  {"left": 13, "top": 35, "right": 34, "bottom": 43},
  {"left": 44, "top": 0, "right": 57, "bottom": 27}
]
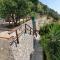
[
  {"left": 9, "top": 17, "right": 44, "bottom": 60},
  {"left": 11, "top": 33, "right": 34, "bottom": 60},
  {"left": 0, "top": 40, "right": 14, "bottom": 60}
]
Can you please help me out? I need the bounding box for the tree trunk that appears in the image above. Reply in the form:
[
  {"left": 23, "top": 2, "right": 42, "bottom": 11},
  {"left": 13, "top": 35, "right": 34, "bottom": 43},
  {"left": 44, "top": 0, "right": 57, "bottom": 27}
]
[
  {"left": 12, "top": 14, "right": 15, "bottom": 26},
  {"left": 9, "top": 20, "right": 10, "bottom": 26},
  {"left": 23, "top": 19, "right": 24, "bottom": 23},
  {"left": 19, "top": 19, "right": 20, "bottom": 25},
  {"left": 16, "top": 30, "right": 19, "bottom": 44},
  {"left": 16, "top": 19, "right": 17, "bottom": 26}
]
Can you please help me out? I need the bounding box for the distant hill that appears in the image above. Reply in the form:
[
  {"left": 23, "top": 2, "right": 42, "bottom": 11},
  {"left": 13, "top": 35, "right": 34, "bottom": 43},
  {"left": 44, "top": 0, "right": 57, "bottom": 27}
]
[{"left": 37, "top": 1, "right": 60, "bottom": 21}]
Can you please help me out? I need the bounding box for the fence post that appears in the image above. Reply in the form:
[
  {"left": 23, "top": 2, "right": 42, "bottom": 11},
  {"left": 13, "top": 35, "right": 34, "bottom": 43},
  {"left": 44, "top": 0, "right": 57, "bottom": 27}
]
[
  {"left": 30, "top": 28, "right": 31, "bottom": 35},
  {"left": 25, "top": 24, "right": 27, "bottom": 33},
  {"left": 16, "top": 30, "right": 19, "bottom": 44},
  {"left": 23, "top": 19, "right": 24, "bottom": 23}
]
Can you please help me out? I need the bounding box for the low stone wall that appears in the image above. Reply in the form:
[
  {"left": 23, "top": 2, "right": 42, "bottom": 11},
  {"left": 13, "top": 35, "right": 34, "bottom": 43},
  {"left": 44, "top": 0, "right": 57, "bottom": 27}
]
[{"left": 0, "top": 40, "right": 14, "bottom": 60}]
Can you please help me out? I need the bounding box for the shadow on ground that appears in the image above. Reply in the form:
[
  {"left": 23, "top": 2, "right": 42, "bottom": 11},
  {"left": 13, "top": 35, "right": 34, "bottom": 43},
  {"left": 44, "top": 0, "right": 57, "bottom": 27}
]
[{"left": 30, "top": 36, "right": 43, "bottom": 60}]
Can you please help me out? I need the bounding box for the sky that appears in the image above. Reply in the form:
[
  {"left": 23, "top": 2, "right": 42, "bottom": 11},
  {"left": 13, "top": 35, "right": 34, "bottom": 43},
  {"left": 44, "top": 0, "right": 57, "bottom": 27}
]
[{"left": 39, "top": 0, "right": 60, "bottom": 14}]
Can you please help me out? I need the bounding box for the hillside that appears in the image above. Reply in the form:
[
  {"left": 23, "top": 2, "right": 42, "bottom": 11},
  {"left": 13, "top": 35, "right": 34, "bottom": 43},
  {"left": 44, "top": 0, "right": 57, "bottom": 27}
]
[{"left": 37, "top": 1, "right": 60, "bottom": 21}]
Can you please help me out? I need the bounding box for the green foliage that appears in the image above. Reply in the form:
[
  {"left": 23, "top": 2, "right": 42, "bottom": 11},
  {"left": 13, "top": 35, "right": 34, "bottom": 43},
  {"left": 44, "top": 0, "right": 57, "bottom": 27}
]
[
  {"left": 30, "top": 0, "right": 38, "bottom": 12},
  {"left": 37, "top": 2, "right": 44, "bottom": 14},
  {"left": 48, "top": 9, "right": 59, "bottom": 21},
  {"left": 39, "top": 24, "right": 53, "bottom": 35},
  {"left": 0, "top": 0, "right": 33, "bottom": 18},
  {"left": 0, "top": 0, "right": 59, "bottom": 22},
  {"left": 0, "top": 0, "right": 37, "bottom": 26},
  {"left": 40, "top": 23, "right": 60, "bottom": 60}
]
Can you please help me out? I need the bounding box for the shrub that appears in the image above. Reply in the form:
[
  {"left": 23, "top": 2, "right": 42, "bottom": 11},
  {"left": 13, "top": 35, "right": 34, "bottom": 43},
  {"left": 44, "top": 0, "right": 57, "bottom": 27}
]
[
  {"left": 39, "top": 23, "right": 53, "bottom": 36},
  {"left": 39, "top": 23, "right": 60, "bottom": 60}
]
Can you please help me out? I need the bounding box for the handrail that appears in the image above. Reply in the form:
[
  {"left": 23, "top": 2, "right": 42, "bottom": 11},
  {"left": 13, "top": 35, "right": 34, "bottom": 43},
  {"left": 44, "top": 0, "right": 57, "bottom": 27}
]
[
  {"left": 25, "top": 24, "right": 33, "bottom": 30},
  {"left": 0, "top": 18, "right": 32, "bottom": 47},
  {"left": 25, "top": 24, "right": 33, "bottom": 35},
  {"left": 25, "top": 24, "right": 39, "bottom": 32},
  {"left": 0, "top": 25, "right": 24, "bottom": 47}
]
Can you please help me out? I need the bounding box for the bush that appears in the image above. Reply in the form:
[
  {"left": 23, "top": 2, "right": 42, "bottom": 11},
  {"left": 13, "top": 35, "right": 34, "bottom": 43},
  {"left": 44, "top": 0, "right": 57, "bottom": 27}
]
[
  {"left": 39, "top": 23, "right": 53, "bottom": 36},
  {"left": 39, "top": 23, "right": 60, "bottom": 60}
]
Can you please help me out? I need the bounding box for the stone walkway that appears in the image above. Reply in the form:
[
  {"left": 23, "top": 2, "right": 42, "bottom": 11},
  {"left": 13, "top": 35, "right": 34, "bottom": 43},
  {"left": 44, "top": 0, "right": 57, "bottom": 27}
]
[
  {"left": 11, "top": 33, "right": 34, "bottom": 60},
  {"left": 10, "top": 18, "right": 44, "bottom": 60},
  {"left": 0, "top": 16, "right": 53, "bottom": 60}
]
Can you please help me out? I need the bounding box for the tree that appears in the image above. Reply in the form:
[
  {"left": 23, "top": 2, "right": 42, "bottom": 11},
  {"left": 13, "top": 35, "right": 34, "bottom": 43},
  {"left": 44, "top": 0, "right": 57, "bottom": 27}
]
[
  {"left": 47, "top": 9, "right": 59, "bottom": 21},
  {"left": 29, "top": 0, "right": 39, "bottom": 12},
  {"left": 37, "top": 2, "right": 44, "bottom": 15},
  {"left": 0, "top": 0, "right": 33, "bottom": 26}
]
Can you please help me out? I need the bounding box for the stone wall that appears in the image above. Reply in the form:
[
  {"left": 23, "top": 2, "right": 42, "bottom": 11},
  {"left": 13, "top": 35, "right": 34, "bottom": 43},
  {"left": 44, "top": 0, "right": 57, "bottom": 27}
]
[{"left": 0, "top": 40, "right": 14, "bottom": 60}]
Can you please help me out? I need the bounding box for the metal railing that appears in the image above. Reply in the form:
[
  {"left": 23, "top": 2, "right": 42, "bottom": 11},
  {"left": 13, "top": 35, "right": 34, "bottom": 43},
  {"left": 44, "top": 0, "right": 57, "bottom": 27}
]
[
  {"left": 25, "top": 24, "right": 33, "bottom": 35},
  {"left": 25, "top": 24, "right": 39, "bottom": 36}
]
